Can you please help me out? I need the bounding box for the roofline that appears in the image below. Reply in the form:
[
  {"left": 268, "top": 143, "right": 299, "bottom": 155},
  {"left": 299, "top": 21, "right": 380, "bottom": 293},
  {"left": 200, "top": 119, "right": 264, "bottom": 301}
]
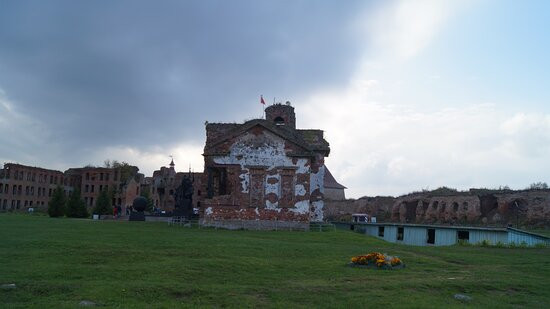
[
  {"left": 3, "top": 163, "right": 64, "bottom": 174},
  {"left": 325, "top": 184, "right": 348, "bottom": 189},
  {"left": 205, "top": 120, "right": 316, "bottom": 153},
  {"left": 507, "top": 227, "right": 550, "bottom": 240},
  {"left": 352, "top": 222, "right": 509, "bottom": 232}
]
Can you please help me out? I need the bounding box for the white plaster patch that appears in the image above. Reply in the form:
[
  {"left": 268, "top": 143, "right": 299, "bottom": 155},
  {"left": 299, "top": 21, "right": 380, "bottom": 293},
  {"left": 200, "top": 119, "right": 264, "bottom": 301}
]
[
  {"left": 265, "top": 200, "right": 280, "bottom": 211},
  {"left": 265, "top": 174, "right": 280, "bottom": 195},
  {"left": 205, "top": 207, "right": 213, "bottom": 216},
  {"left": 291, "top": 200, "right": 310, "bottom": 215},
  {"left": 310, "top": 200, "right": 324, "bottom": 222},
  {"left": 213, "top": 131, "right": 313, "bottom": 198},
  {"left": 310, "top": 165, "right": 325, "bottom": 194},
  {"left": 239, "top": 169, "right": 250, "bottom": 193},
  {"left": 295, "top": 184, "right": 306, "bottom": 196},
  {"left": 295, "top": 158, "right": 309, "bottom": 174}
]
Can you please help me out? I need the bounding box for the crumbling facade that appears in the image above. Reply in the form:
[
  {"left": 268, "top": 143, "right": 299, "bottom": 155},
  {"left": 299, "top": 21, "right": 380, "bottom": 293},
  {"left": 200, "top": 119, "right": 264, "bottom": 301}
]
[
  {"left": 64, "top": 165, "right": 142, "bottom": 212},
  {"left": 200, "top": 103, "right": 330, "bottom": 229},
  {"left": 0, "top": 163, "right": 71, "bottom": 211},
  {"left": 147, "top": 159, "right": 203, "bottom": 212}
]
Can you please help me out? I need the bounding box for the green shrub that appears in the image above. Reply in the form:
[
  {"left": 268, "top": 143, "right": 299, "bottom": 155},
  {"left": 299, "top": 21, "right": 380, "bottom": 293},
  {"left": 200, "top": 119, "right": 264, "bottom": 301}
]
[
  {"left": 93, "top": 189, "right": 112, "bottom": 215},
  {"left": 66, "top": 188, "right": 88, "bottom": 218},
  {"left": 478, "top": 240, "right": 491, "bottom": 247},
  {"left": 519, "top": 241, "right": 528, "bottom": 248},
  {"left": 47, "top": 186, "right": 66, "bottom": 218}
]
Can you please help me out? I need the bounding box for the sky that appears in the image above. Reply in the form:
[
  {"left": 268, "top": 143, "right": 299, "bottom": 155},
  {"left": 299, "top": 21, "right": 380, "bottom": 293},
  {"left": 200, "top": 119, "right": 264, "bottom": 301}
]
[{"left": 1, "top": 0, "right": 549, "bottom": 198}]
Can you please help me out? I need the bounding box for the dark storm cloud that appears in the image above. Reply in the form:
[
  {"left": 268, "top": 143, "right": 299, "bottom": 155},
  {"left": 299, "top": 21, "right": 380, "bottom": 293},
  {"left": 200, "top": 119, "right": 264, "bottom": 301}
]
[{"left": 0, "top": 0, "right": 369, "bottom": 162}]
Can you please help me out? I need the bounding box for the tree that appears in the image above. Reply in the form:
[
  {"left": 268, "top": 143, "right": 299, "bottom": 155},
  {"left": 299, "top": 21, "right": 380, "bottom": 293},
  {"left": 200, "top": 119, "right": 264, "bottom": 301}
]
[
  {"left": 529, "top": 182, "right": 548, "bottom": 190},
  {"left": 66, "top": 188, "right": 88, "bottom": 218},
  {"left": 140, "top": 189, "right": 155, "bottom": 212},
  {"left": 48, "top": 186, "right": 66, "bottom": 217},
  {"left": 93, "top": 189, "right": 112, "bottom": 215},
  {"left": 104, "top": 159, "right": 137, "bottom": 183}
]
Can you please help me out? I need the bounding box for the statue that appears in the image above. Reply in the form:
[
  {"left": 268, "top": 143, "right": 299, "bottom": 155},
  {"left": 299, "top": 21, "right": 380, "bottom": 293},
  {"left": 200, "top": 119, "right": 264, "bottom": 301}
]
[
  {"left": 129, "top": 196, "right": 147, "bottom": 221},
  {"left": 173, "top": 174, "right": 194, "bottom": 218}
]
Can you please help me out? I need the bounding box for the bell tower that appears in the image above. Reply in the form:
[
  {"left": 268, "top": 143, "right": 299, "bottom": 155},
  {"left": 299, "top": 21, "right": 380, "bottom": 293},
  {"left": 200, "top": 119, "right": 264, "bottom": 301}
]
[{"left": 265, "top": 102, "right": 296, "bottom": 129}]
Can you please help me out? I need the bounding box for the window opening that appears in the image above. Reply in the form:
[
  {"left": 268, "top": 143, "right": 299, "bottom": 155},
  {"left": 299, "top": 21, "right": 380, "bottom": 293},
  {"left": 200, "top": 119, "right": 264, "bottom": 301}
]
[
  {"left": 427, "top": 229, "right": 436, "bottom": 244},
  {"left": 397, "top": 227, "right": 404, "bottom": 241},
  {"left": 378, "top": 226, "right": 385, "bottom": 237}
]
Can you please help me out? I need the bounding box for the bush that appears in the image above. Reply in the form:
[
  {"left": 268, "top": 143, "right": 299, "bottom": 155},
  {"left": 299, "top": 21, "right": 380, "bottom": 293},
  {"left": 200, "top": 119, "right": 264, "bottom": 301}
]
[
  {"left": 93, "top": 189, "right": 112, "bottom": 215},
  {"left": 478, "top": 240, "right": 491, "bottom": 247},
  {"left": 47, "top": 186, "right": 66, "bottom": 217},
  {"left": 519, "top": 241, "right": 528, "bottom": 248},
  {"left": 140, "top": 190, "right": 155, "bottom": 212},
  {"left": 66, "top": 188, "right": 88, "bottom": 218},
  {"left": 528, "top": 182, "right": 548, "bottom": 190}
]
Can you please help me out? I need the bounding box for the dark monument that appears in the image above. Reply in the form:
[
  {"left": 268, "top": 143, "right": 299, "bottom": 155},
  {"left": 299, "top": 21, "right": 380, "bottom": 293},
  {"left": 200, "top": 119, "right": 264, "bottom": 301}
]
[
  {"left": 129, "top": 196, "right": 147, "bottom": 221},
  {"left": 173, "top": 174, "right": 194, "bottom": 218}
]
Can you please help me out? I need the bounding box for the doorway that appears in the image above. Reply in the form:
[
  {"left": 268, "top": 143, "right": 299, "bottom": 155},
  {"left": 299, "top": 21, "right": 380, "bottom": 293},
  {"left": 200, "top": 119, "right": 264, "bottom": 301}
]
[{"left": 427, "top": 229, "right": 436, "bottom": 244}]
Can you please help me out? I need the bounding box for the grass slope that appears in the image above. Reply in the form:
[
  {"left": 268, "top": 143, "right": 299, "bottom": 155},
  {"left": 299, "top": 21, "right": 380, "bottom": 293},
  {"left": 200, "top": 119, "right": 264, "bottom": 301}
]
[{"left": 1, "top": 214, "right": 549, "bottom": 308}]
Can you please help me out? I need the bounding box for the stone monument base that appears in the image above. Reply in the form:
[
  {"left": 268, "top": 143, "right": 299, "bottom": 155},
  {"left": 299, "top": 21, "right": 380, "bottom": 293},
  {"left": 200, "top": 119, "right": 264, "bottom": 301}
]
[{"left": 129, "top": 212, "right": 145, "bottom": 221}]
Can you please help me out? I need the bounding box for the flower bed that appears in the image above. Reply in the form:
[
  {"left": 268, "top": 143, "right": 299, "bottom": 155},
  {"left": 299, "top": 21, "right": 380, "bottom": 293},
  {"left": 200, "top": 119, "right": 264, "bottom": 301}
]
[{"left": 348, "top": 252, "right": 405, "bottom": 270}]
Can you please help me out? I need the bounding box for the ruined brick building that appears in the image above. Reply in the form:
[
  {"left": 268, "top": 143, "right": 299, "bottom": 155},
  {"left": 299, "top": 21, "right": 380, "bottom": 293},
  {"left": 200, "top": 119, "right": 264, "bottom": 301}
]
[
  {"left": 0, "top": 163, "right": 71, "bottom": 211},
  {"left": 0, "top": 159, "right": 203, "bottom": 215},
  {"left": 62, "top": 165, "right": 143, "bottom": 211},
  {"left": 199, "top": 103, "right": 330, "bottom": 229},
  {"left": 0, "top": 162, "right": 144, "bottom": 213},
  {"left": 145, "top": 159, "right": 203, "bottom": 212}
]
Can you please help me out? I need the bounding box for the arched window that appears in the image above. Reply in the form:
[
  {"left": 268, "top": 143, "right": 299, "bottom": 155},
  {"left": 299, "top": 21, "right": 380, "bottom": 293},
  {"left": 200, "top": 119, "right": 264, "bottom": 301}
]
[{"left": 274, "top": 116, "right": 285, "bottom": 125}]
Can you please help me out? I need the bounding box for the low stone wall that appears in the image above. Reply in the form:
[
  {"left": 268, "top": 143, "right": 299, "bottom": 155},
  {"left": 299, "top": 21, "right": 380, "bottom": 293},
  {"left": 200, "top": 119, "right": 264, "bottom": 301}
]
[
  {"left": 200, "top": 219, "right": 309, "bottom": 231},
  {"left": 145, "top": 216, "right": 172, "bottom": 223}
]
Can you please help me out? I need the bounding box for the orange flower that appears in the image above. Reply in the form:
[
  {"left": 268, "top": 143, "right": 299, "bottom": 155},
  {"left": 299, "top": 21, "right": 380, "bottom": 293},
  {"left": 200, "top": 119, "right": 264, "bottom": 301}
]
[{"left": 390, "top": 257, "right": 401, "bottom": 266}]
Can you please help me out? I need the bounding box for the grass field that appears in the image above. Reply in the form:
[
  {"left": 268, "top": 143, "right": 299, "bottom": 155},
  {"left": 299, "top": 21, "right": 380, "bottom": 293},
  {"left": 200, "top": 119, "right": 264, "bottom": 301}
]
[{"left": 1, "top": 214, "right": 549, "bottom": 308}]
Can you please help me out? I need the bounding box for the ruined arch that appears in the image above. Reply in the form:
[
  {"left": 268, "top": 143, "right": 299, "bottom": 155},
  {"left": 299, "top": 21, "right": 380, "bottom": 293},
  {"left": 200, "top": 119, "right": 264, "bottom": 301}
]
[
  {"left": 459, "top": 202, "right": 469, "bottom": 221},
  {"left": 438, "top": 202, "right": 447, "bottom": 221},
  {"left": 508, "top": 199, "right": 528, "bottom": 226},
  {"left": 480, "top": 195, "right": 498, "bottom": 218},
  {"left": 452, "top": 202, "right": 459, "bottom": 212},
  {"left": 404, "top": 200, "right": 418, "bottom": 222}
]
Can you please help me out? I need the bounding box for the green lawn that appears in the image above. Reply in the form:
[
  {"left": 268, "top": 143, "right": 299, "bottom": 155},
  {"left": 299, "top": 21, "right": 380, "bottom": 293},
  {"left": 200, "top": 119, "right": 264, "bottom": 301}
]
[{"left": 1, "top": 214, "right": 549, "bottom": 308}]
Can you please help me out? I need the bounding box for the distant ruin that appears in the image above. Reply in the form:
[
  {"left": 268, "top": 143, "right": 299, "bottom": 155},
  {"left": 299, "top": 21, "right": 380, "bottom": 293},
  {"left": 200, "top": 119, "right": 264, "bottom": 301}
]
[{"left": 325, "top": 188, "right": 550, "bottom": 228}]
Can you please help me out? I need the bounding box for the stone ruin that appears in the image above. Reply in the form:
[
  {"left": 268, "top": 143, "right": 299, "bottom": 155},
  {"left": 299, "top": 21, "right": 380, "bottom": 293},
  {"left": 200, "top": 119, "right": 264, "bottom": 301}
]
[{"left": 325, "top": 189, "right": 550, "bottom": 227}]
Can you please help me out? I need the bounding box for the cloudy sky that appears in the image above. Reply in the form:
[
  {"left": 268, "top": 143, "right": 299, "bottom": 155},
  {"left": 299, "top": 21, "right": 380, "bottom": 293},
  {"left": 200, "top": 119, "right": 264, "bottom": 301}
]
[{"left": 1, "top": 0, "right": 549, "bottom": 198}]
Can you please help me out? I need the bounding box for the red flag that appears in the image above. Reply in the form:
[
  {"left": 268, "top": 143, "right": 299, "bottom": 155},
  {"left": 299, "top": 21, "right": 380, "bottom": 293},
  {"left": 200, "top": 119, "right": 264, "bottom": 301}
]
[{"left": 260, "top": 95, "right": 265, "bottom": 105}]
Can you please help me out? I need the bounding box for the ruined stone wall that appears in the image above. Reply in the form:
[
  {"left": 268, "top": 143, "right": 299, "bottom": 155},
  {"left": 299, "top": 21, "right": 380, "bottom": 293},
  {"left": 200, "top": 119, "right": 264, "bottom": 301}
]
[
  {"left": 325, "top": 190, "right": 550, "bottom": 227},
  {"left": 202, "top": 127, "right": 324, "bottom": 223},
  {"left": 324, "top": 196, "right": 396, "bottom": 222}
]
